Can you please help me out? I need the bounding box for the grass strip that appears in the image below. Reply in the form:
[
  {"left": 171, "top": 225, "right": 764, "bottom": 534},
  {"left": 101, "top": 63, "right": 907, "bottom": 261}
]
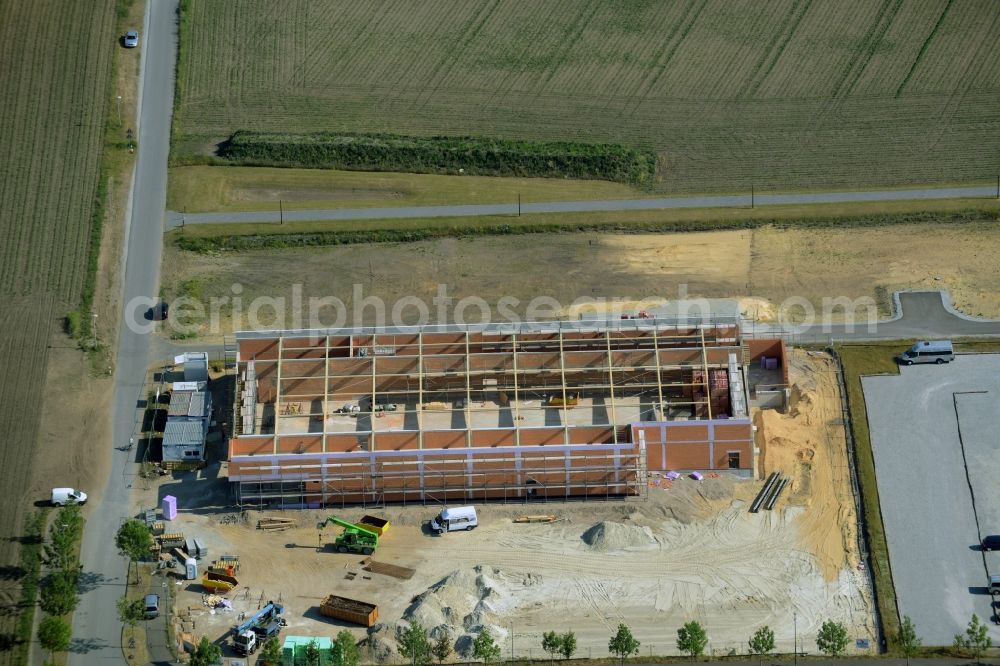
[
  {"left": 217, "top": 131, "right": 658, "bottom": 186},
  {"left": 65, "top": 0, "right": 138, "bottom": 345},
  {"left": 834, "top": 343, "right": 905, "bottom": 651},
  {"left": 175, "top": 209, "right": 997, "bottom": 254},
  {"left": 13, "top": 510, "right": 47, "bottom": 664}
]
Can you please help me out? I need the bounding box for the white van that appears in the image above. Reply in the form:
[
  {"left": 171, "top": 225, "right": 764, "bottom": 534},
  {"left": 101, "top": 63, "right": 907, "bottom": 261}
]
[
  {"left": 989, "top": 574, "right": 1000, "bottom": 596},
  {"left": 430, "top": 506, "right": 478, "bottom": 534},
  {"left": 897, "top": 340, "right": 954, "bottom": 365},
  {"left": 51, "top": 488, "right": 87, "bottom": 506}
]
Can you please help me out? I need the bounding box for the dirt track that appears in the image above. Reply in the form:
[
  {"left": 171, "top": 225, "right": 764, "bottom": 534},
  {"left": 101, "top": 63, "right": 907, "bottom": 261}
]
[{"left": 163, "top": 221, "right": 1000, "bottom": 343}]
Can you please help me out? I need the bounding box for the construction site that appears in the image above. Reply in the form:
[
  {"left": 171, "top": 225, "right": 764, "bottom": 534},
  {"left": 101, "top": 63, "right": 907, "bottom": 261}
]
[
  {"left": 129, "top": 311, "right": 879, "bottom": 660},
  {"left": 226, "top": 318, "right": 784, "bottom": 507}
]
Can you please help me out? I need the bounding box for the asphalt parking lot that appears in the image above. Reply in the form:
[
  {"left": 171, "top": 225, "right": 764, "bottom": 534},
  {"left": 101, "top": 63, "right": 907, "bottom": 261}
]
[{"left": 862, "top": 354, "right": 1000, "bottom": 645}]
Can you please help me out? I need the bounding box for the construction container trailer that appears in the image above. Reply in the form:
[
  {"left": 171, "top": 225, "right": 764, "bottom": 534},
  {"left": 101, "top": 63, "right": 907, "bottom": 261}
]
[
  {"left": 320, "top": 595, "right": 378, "bottom": 627},
  {"left": 357, "top": 515, "right": 390, "bottom": 536}
]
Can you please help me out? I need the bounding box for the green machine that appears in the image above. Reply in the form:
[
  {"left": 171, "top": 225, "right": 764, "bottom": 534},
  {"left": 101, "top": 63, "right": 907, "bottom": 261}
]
[{"left": 317, "top": 517, "right": 379, "bottom": 555}]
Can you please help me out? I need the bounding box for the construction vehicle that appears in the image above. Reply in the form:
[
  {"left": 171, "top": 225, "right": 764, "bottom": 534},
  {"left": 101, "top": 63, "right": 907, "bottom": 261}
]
[
  {"left": 232, "top": 601, "right": 285, "bottom": 656},
  {"left": 317, "top": 517, "right": 379, "bottom": 555}
]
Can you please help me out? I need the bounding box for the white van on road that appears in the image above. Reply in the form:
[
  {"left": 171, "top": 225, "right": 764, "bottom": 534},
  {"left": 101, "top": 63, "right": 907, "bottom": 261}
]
[
  {"left": 430, "top": 506, "right": 478, "bottom": 534},
  {"left": 897, "top": 340, "right": 954, "bottom": 365},
  {"left": 51, "top": 488, "right": 87, "bottom": 506}
]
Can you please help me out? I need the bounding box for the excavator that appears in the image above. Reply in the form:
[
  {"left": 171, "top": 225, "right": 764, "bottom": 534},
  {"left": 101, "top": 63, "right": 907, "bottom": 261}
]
[{"left": 317, "top": 517, "right": 379, "bottom": 555}]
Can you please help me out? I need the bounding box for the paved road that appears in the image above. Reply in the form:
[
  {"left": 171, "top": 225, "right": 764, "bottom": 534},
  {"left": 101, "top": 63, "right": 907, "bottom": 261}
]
[
  {"left": 70, "top": 1, "right": 178, "bottom": 665},
  {"left": 166, "top": 185, "right": 999, "bottom": 226}
]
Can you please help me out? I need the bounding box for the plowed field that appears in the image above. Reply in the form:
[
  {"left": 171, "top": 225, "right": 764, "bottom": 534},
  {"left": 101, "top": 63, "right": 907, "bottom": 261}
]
[{"left": 175, "top": 0, "right": 1000, "bottom": 192}]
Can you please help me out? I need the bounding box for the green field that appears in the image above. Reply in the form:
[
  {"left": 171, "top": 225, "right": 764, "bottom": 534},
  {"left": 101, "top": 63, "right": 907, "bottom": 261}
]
[
  {"left": 167, "top": 165, "right": 643, "bottom": 212},
  {"left": 0, "top": 1, "right": 118, "bottom": 661},
  {"left": 174, "top": 0, "right": 1000, "bottom": 193}
]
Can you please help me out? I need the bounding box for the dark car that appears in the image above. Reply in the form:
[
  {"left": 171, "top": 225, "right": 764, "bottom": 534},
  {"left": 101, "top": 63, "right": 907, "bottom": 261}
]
[
  {"left": 146, "top": 302, "right": 169, "bottom": 321},
  {"left": 983, "top": 535, "right": 1000, "bottom": 551}
]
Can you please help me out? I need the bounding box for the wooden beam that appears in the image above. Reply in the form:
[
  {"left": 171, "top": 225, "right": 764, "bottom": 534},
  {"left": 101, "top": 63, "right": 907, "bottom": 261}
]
[
  {"left": 465, "top": 332, "right": 472, "bottom": 448},
  {"left": 512, "top": 333, "right": 521, "bottom": 446},
  {"left": 273, "top": 337, "right": 283, "bottom": 455},
  {"left": 652, "top": 326, "right": 665, "bottom": 422},
  {"left": 605, "top": 330, "right": 617, "bottom": 444},
  {"left": 558, "top": 329, "right": 569, "bottom": 445},
  {"left": 370, "top": 337, "right": 377, "bottom": 451},
  {"left": 700, "top": 327, "right": 712, "bottom": 420},
  {"left": 322, "top": 335, "right": 329, "bottom": 453},
  {"left": 418, "top": 331, "right": 424, "bottom": 450}
]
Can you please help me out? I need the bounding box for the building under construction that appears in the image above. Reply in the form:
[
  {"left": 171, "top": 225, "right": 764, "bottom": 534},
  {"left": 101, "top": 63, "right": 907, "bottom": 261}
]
[{"left": 227, "top": 318, "right": 785, "bottom": 507}]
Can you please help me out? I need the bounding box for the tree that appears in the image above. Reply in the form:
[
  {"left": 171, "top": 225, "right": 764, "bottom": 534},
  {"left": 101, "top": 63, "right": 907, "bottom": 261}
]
[
  {"left": 559, "top": 632, "right": 577, "bottom": 660},
  {"left": 954, "top": 613, "right": 992, "bottom": 663},
  {"left": 37, "top": 616, "right": 71, "bottom": 659},
  {"left": 116, "top": 596, "right": 145, "bottom": 629},
  {"left": 897, "top": 616, "right": 921, "bottom": 666},
  {"left": 748, "top": 626, "right": 775, "bottom": 666},
  {"left": 189, "top": 636, "right": 222, "bottom": 666},
  {"left": 542, "top": 631, "right": 562, "bottom": 661},
  {"left": 336, "top": 629, "right": 362, "bottom": 666},
  {"left": 677, "top": 621, "right": 708, "bottom": 658},
  {"left": 816, "top": 620, "right": 850, "bottom": 657},
  {"left": 40, "top": 570, "right": 79, "bottom": 616},
  {"left": 608, "top": 623, "right": 640, "bottom": 666},
  {"left": 259, "top": 637, "right": 282, "bottom": 666},
  {"left": 399, "top": 621, "right": 432, "bottom": 666},
  {"left": 432, "top": 633, "right": 453, "bottom": 665},
  {"left": 44, "top": 506, "right": 84, "bottom": 570},
  {"left": 305, "top": 639, "right": 322, "bottom": 666},
  {"left": 472, "top": 628, "right": 501, "bottom": 665},
  {"left": 115, "top": 520, "right": 153, "bottom": 583}
]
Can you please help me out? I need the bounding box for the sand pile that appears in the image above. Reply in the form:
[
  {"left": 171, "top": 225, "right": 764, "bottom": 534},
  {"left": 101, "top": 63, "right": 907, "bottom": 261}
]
[
  {"left": 369, "top": 565, "right": 519, "bottom": 658},
  {"left": 581, "top": 521, "right": 656, "bottom": 551},
  {"left": 754, "top": 350, "right": 859, "bottom": 580}
]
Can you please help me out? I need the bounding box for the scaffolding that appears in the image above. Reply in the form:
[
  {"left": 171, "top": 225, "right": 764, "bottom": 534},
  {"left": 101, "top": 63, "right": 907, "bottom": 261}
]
[{"left": 229, "top": 319, "right": 743, "bottom": 507}]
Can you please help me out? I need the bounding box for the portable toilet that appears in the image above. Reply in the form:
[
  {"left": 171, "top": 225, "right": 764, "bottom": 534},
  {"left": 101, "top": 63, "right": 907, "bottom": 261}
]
[
  {"left": 185, "top": 557, "right": 197, "bottom": 580},
  {"left": 162, "top": 495, "right": 177, "bottom": 520}
]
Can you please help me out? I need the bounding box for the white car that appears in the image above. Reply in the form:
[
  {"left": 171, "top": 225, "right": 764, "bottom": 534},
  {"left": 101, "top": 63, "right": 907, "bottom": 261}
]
[
  {"left": 124, "top": 30, "right": 139, "bottom": 48},
  {"left": 51, "top": 488, "right": 87, "bottom": 506}
]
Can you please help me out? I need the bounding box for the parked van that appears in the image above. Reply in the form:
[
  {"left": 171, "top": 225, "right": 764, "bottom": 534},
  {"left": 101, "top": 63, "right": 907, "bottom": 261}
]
[
  {"left": 989, "top": 575, "right": 1000, "bottom": 596},
  {"left": 897, "top": 340, "right": 954, "bottom": 365},
  {"left": 430, "top": 506, "right": 478, "bottom": 534},
  {"left": 51, "top": 488, "right": 87, "bottom": 506}
]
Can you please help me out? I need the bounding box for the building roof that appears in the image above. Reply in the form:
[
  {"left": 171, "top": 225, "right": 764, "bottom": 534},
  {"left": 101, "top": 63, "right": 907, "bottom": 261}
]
[
  {"left": 162, "top": 419, "right": 207, "bottom": 461},
  {"left": 168, "top": 390, "right": 210, "bottom": 419}
]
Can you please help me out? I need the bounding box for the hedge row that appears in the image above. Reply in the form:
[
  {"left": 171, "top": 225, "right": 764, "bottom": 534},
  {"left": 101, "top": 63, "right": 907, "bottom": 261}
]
[
  {"left": 219, "top": 131, "right": 658, "bottom": 186},
  {"left": 176, "top": 210, "right": 995, "bottom": 254}
]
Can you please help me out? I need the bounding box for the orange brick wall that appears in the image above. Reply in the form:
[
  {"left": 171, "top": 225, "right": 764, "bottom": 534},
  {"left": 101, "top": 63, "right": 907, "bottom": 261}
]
[{"left": 632, "top": 420, "right": 754, "bottom": 472}]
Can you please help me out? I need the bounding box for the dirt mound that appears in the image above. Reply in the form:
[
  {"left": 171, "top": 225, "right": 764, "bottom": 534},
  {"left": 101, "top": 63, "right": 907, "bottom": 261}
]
[
  {"left": 581, "top": 521, "right": 656, "bottom": 551},
  {"left": 396, "top": 565, "right": 515, "bottom": 657},
  {"left": 755, "top": 349, "right": 859, "bottom": 580}
]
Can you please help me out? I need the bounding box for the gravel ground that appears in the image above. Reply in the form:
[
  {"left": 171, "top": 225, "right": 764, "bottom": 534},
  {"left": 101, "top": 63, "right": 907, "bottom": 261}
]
[{"left": 862, "top": 355, "right": 1000, "bottom": 645}]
